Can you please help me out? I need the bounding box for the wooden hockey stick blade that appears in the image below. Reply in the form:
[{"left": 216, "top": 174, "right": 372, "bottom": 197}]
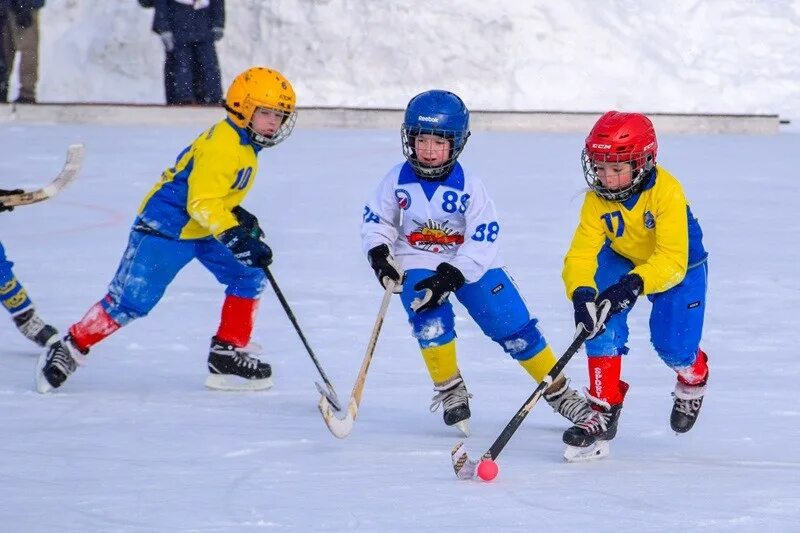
[
  {"left": 315, "top": 380, "right": 342, "bottom": 412},
  {"left": 1, "top": 144, "right": 85, "bottom": 207},
  {"left": 451, "top": 441, "right": 480, "bottom": 480},
  {"left": 318, "top": 281, "right": 395, "bottom": 438},
  {"left": 318, "top": 395, "right": 358, "bottom": 439}
]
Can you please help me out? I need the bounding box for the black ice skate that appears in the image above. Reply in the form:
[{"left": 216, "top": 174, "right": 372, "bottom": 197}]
[
  {"left": 562, "top": 381, "right": 629, "bottom": 462},
  {"left": 13, "top": 308, "right": 59, "bottom": 347},
  {"left": 430, "top": 374, "right": 472, "bottom": 437},
  {"left": 671, "top": 379, "right": 707, "bottom": 433},
  {"left": 205, "top": 336, "right": 272, "bottom": 391},
  {"left": 543, "top": 377, "right": 593, "bottom": 424},
  {"left": 36, "top": 334, "right": 86, "bottom": 393}
]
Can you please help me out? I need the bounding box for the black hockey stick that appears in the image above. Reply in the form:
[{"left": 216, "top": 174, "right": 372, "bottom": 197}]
[
  {"left": 0, "top": 144, "right": 84, "bottom": 207},
  {"left": 263, "top": 266, "right": 342, "bottom": 411},
  {"left": 451, "top": 320, "right": 598, "bottom": 480}
]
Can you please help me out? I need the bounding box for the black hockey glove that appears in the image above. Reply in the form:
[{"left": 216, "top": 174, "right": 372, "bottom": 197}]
[
  {"left": 232, "top": 205, "right": 264, "bottom": 239},
  {"left": 218, "top": 226, "right": 273, "bottom": 268},
  {"left": 0, "top": 189, "right": 24, "bottom": 212},
  {"left": 572, "top": 287, "right": 609, "bottom": 339},
  {"left": 411, "top": 263, "right": 465, "bottom": 313},
  {"left": 597, "top": 274, "right": 644, "bottom": 316},
  {"left": 367, "top": 244, "right": 403, "bottom": 293}
]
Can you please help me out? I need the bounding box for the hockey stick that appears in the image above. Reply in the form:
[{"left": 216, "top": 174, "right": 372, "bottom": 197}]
[
  {"left": 451, "top": 318, "right": 601, "bottom": 480},
  {"left": 263, "top": 267, "right": 343, "bottom": 412},
  {"left": 318, "top": 280, "right": 395, "bottom": 438},
  {"left": 0, "top": 144, "right": 85, "bottom": 207}
]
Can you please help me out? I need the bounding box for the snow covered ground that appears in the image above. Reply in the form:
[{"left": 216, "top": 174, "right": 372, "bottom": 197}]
[
  {"left": 32, "top": 1, "right": 800, "bottom": 121},
  {"left": 0, "top": 122, "right": 798, "bottom": 531}
]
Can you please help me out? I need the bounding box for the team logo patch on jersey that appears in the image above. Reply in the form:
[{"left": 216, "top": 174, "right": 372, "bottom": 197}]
[
  {"left": 394, "top": 188, "right": 411, "bottom": 210},
  {"left": 407, "top": 219, "right": 464, "bottom": 253},
  {"left": 644, "top": 211, "right": 655, "bottom": 229}
]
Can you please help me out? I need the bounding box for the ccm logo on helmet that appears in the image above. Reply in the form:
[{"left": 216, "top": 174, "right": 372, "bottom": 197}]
[
  {"left": 417, "top": 116, "right": 439, "bottom": 123},
  {"left": 591, "top": 143, "right": 612, "bottom": 149}
]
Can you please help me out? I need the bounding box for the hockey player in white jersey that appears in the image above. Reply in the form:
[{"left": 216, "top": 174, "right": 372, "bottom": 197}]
[{"left": 361, "top": 90, "right": 590, "bottom": 436}]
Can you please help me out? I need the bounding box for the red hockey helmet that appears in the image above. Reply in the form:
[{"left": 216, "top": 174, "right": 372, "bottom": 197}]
[{"left": 581, "top": 111, "right": 657, "bottom": 201}]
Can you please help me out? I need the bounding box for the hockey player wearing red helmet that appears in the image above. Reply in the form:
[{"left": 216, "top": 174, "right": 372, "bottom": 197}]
[{"left": 561, "top": 111, "right": 710, "bottom": 461}]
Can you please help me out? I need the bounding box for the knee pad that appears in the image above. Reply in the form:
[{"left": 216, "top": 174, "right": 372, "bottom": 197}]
[
  {"left": 497, "top": 319, "right": 547, "bottom": 361},
  {"left": 411, "top": 307, "right": 456, "bottom": 348}
]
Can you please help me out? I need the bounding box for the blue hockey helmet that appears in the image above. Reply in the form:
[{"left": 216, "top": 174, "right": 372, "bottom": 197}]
[{"left": 401, "top": 90, "right": 471, "bottom": 180}]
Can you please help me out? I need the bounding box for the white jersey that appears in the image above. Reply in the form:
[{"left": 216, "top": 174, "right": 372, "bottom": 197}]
[{"left": 361, "top": 161, "right": 504, "bottom": 283}]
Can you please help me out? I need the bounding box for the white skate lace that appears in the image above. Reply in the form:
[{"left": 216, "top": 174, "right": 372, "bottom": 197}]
[
  {"left": 232, "top": 350, "right": 260, "bottom": 370},
  {"left": 673, "top": 396, "right": 702, "bottom": 417},
  {"left": 545, "top": 381, "right": 592, "bottom": 423},
  {"left": 574, "top": 409, "right": 610, "bottom": 434},
  {"left": 16, "top": 312, "right": 46, "bottom": 342},
  {"left": 429, "top": 382, "right": 472, "bottom": 413},
  {"left": 48, "top": 343, "right": 78, "bottom": 375}
]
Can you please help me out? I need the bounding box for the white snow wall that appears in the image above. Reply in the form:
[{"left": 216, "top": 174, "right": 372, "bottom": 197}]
[{"left": 28, "top": 1, "right": 800, "bottom": 120}]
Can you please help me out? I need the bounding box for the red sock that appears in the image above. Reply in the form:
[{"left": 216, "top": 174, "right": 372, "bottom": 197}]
[
  {"left": 216, "top": 295, "right": 258, "bottom": 347},
  {"left": 588, "top": 355, "right": 625, "bottom": 406},
  {"left": 69, "top": 301, "right": 121, "bottom": 352},
  {"left": 677, "top": 349, "right": 709, "bottom": 386}
]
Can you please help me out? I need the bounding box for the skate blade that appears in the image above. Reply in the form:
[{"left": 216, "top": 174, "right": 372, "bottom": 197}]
[
  {"left": 35, "top": 352, "right": 53, "bottom": 394},
  {"left": 454, "top": 420, "right": 470, "bottom": 438},
  {"left": 204, "top": 374, "right": 273, "bottom": 391},
  {"left": 563, "top": 441, "right": 610, "bottom": 463}
]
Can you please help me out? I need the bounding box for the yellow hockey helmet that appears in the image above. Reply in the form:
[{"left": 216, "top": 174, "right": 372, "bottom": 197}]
[{"left": 224, "top": 67, "right": 297, "bottom": 147}]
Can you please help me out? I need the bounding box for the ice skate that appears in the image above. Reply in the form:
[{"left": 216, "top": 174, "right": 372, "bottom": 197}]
[
  {"left": 671, "top": 380, "right": 707, "bottom": 433},
  {"left": 562, "top": 381, "right": 628, "bottom": 462},
  {"left": 14, "top": 308, "right": 59, "bottom": 347},
  {"left": 36, "top": 335, "right": 86, "bottom": 393},
  {"left": 205, "top": 337, "right": 272, "bottom": 391},
  {"left": 430, "top": 374, "right": 472, "bottom": 437},
  {"left": 543, "top": 377, "right": 593, "bottom": 424}
]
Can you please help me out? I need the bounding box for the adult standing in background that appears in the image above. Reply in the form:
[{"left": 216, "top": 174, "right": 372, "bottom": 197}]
[
  {"left": 152, "top": 0, "right": 224, "bottom": 105},
  {"left": 1, "top": 0, "right": 42, "bottom": 104}
]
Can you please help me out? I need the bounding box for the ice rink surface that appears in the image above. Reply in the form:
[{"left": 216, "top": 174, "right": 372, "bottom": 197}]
[{"left": 0, "top": 123, "right": 798, "bottom": 531}]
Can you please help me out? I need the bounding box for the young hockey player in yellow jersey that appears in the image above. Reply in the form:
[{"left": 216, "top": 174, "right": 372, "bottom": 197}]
[
  {"left": 36, "top": 67, "right": 297, "bottom": 393},
  {"left": 561, "top": 111, "right": 710, "bottom": 461}
]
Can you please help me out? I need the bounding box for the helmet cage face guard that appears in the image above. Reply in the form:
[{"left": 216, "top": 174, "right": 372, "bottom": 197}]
[
  {"left": 401, "top": 125, "right": 470, "bottom": 180},
  {"left": 581, "top": 148, "right": 654, "bottom": 202},
  {"left": 248, "top": 106, "right": 297, "bottom": 148}
]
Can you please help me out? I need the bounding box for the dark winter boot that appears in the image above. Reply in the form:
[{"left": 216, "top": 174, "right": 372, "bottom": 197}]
[
  {"left": 671, "top": 379, "right": 707, "bottom": 433},
  {"left": 36, "top": 334, "right": 87, "bottom": 393},
  {"left": 563, "top": 381, "right": 629, "bottom": 448},
  {"left": 205, "top": 336, "right": 272, "bottom": 391},
  {"left": 544, "top": 377, "right": 593, "bottom": 424},
  {"left": 13, "top": 308, "right": 59, "bottom": 347},
  {"left": 430, "top": 374, "right": 472, "bottom": 436}
]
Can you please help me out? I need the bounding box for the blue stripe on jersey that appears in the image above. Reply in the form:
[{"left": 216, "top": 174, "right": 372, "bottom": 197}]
[
  {"left": 687, "top": 206, "right": 707, "bottom": 265},
  {"left": 398, "top": 161, "right": 465, "bottom": 201},
  {"left": 137, "top": 156, "right": 195, "bottom": 237}
]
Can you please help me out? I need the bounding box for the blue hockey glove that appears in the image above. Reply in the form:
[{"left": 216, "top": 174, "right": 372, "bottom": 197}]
[
  {"left": 232, "top": 205, "right": 264, "bottom": 240},
  {"left": 367, "top": 244, "right": 404, "bottom": 293},
  {"left": 218, "top": 226, "right": 273, "bottom": 268},
  {"left": 597, "top": 274, "right": 644, "bottom": 316},
  {"left": 572, "top": 287, "right": 609, "bottom": 339},
  {"left": 0, "top": 189, "right": 24, "bottom": 212},
  {"left": 411, "top": 263, "right": 465, "bottom": 313}
]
